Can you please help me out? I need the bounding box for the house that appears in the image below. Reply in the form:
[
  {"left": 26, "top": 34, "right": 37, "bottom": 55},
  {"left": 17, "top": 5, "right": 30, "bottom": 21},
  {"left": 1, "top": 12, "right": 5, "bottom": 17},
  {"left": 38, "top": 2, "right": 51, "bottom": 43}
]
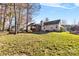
[
  {"left": 62, "top": 25, "right": 73, "bottom": 31},
  {"left": 41, "top": 20, "right": 62, "bottom": 32},
  {"left": 70, "top": 25, "right": 79, "bottom": 34},
  {"left": 27, "top": 23, "right": 41, "bottom": 32}
]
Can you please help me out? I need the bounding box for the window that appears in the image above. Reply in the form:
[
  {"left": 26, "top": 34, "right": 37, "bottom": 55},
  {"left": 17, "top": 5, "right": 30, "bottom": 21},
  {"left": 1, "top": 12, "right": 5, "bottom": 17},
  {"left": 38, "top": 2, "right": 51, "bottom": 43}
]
[{"left": 56, "top": 25, "right": 58, "bottom": 28}]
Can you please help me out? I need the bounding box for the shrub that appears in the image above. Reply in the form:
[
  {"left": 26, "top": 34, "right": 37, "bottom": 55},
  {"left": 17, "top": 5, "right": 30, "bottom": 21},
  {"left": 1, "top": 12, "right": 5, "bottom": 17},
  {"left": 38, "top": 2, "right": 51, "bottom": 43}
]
[{"left": 60, "top": 26, "right": 66, "bottom": 32}]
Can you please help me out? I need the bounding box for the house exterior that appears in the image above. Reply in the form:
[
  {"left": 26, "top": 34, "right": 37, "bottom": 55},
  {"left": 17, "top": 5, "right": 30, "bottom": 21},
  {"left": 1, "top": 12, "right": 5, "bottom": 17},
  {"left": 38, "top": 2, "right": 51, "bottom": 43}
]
[
  {"left": 27, "top": 23, "right": 41, "bottom": 32},
  {"left": 62, "top": 25, "right": 73, "bottom": 31},
  {"left": 41, "top": 20, "right": 62, "bottom": 32},
  {"left": 70, "top": 25, "right": 79, "bottom": 34}
]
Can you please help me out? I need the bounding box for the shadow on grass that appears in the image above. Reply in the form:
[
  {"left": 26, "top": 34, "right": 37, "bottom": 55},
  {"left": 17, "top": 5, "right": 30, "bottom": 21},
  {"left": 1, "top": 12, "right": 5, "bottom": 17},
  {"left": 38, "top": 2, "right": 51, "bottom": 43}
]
[
  {"left": 32, "top": 31, "right": 61, "bottom": 35},
  {"left": 33, "top": 31, "right": 49, "bottom": 34},
  {"left": 2, "top": 30, "right": 64, "bottom": 35},
  {"left": 32, "top": 31, "right": 66, "bottom": 35}
]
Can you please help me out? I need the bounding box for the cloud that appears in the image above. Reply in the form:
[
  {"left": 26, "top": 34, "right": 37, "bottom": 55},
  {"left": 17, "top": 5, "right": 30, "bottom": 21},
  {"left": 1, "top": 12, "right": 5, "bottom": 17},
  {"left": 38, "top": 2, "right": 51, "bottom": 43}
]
[
  {"left": 41, "top": 3, "right": 61, "bottom": 7},
  {"left": 41, "top": 3, "right": 79, "bottom": 9},
  {"left": 75, "top": 3, "right": 79, "bottom": 7}
]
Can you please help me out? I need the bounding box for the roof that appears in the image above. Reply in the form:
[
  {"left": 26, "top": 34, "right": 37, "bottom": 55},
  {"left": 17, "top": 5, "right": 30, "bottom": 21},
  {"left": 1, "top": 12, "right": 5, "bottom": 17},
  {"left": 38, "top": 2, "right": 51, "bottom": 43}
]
[
  {"left": 44, "top": 20, "right": 61, "bottom": 25},
  {"left": 28, "top": 23, "right": 41, "bottom": 26}
]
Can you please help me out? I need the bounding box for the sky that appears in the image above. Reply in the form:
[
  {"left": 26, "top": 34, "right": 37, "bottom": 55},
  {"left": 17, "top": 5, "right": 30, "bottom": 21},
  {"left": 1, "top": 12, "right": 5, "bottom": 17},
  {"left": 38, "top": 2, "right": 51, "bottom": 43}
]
[{"left": 33, "top": 3, "right": 79, "bottom": 25}]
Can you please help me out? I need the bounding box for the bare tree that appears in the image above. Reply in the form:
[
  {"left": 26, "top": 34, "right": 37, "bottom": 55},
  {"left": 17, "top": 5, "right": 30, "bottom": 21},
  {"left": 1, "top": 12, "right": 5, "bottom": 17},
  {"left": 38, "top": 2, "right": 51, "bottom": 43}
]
[
  {"left": 0, "top": 3, "right": 41, "bottom": 34},
  {"left": 2, "top": 4, "right": 7, "bottom": 31},
  {"left": 62, "top": 20, "right": 67, "bottom": 25},
  {"left": 0, "top": 4, "right": 3, "bottom": 31},
  {"left": 8, "top": 4, "right": 13, "bottom": 32},
  {"left": 14, "top": 3, "right": 17, "bottom": 34},
  {"left": 26, "top": 3, "right": 41, "bottom": 32}
]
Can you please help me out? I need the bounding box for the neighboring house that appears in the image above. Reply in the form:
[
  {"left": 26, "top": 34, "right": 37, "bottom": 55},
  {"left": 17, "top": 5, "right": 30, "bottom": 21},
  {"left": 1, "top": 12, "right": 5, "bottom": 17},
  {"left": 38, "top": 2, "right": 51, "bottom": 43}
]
[
  {"left": 28, "top": 23, "right": 41, "bottom": 32},
  {"left": 70, "top": 25, "right": 79, "bottom": 34},
  {"left": 62, "top": 25, "right": 73, "bottom": 31},
  {"left": 41, "top": 20, "right": 62, "bottom": 32}
]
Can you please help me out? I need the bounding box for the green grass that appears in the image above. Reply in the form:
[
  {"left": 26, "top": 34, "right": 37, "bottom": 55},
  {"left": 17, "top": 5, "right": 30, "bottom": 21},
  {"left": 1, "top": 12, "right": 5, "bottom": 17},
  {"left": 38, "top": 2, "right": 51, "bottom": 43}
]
[{"left": 0, "top": 32, "right": 79, "bottom": 56}]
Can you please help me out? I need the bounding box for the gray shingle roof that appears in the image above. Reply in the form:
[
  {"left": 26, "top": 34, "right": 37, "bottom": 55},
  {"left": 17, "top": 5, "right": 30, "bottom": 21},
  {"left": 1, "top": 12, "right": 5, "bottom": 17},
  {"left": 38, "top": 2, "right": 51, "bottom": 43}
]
[{"left": 44, "top": 20, "right": 61, "bottom": 25}]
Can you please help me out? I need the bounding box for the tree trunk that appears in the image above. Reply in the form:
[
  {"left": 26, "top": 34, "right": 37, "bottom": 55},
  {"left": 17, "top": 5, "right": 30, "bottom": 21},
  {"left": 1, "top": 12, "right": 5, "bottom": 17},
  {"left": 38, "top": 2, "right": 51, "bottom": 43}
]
[
  {"left": 2, "top": 4, "right": 7, "bottom": 31},
  {"left": 26, "top": 3, "right": 29, "bottom": 32},
  {"left": 9, "top": 5, "right": 12, "bottom": 33},
  {"left": 0, "top": 4, "right": 3, "bottom": 31},
  {"left": 14, "top": 3, "right": 17, "bottom": 34},
  {"left": 17, "top": 8, "right": 21, "bottom": 32},
  {"left": 9, "top": 16, "right": 12, "bottom": 32}
]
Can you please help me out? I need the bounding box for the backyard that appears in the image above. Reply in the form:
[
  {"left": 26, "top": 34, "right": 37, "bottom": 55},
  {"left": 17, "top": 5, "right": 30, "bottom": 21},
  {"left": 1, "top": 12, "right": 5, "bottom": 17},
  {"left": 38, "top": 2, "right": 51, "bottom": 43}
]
[{"left": 0, "top": 32, "right": 79, "bottom": 56}]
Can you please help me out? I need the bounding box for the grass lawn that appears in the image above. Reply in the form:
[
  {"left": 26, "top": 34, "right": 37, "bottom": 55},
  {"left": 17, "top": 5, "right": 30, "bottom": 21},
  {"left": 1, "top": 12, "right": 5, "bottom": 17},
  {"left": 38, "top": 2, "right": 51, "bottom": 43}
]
[{"left": 0, "top": 32, "right": 79, "bottom": 56}]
